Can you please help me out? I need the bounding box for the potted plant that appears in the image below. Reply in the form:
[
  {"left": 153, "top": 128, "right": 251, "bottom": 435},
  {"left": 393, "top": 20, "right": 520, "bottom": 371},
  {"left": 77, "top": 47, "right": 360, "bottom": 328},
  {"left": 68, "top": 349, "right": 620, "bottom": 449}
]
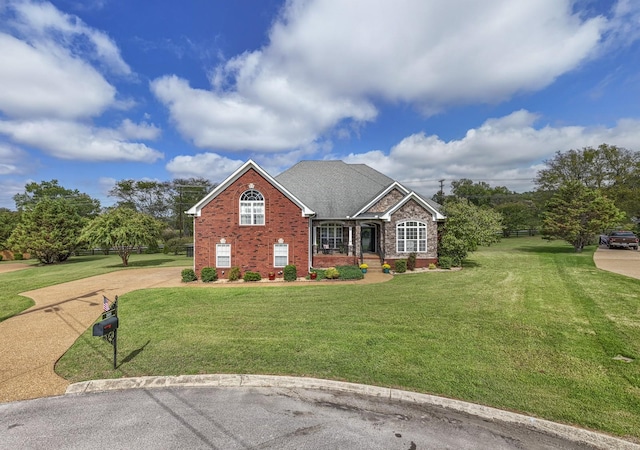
[
  {"left": 309, "top": 270, "right": 318, "bottom": 280},
  {"left": 268, "top": 271, "right": 276, "bottom": 280},
  {"left": 382, "top": 263, "right": 391, "bottom": 273},
  {"left": 359, "top": 263, "right": 368, "bottom": 273}
]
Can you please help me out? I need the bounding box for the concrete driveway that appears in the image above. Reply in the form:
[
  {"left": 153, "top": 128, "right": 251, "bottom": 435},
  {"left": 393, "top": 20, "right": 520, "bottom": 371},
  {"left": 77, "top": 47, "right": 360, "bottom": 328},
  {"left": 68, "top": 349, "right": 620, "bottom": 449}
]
[{"left": 593, "top": 246, "right": 640, "bottom": 279}]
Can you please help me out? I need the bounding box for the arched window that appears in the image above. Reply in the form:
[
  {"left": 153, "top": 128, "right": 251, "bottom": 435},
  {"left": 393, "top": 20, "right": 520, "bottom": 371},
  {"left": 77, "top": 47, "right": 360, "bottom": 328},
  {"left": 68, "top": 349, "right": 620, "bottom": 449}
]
[
  {"left": 396, "top": 221, "right": 427, "bottom": 252},
  {"left": 240, "top": 189, "right": 264, "bottom": 225}
]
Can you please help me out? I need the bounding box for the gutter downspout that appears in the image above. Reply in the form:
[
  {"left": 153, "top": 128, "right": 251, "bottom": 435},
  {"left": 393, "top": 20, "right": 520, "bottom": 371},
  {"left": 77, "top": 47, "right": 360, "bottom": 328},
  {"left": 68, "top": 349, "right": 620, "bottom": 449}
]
[{"left": 308, "top": 214, "right": 315, "bottom": 272}]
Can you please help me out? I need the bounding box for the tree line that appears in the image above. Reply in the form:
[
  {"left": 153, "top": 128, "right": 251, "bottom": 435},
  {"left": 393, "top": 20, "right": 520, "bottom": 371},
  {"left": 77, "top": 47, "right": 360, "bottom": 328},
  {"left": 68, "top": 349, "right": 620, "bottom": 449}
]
[
  {"left": 0, "top": 178, "right": 215, "bottom": 265},
  {"left": 436, "top": 143, "right": 639, "bottom": 254},
  {"left": 1, "top": 143, "right": 636, "bottom": 264}
]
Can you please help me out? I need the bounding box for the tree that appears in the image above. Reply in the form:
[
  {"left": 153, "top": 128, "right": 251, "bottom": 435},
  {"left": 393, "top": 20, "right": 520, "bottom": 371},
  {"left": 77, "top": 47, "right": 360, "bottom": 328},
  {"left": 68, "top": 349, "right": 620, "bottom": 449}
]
[
  {"left": 170, "top": 178, "right": 215, "bottom": 236},
  {"left": 14, "top": 180, "right": 100, "bottom": 218},
  {"left": 494, "top": 200, "right": 540, "bottom": 237},
  {"left": 109, "top": 179, "right": 173, "bottom": 221},
  {"left": 0, "top": 208, "right": 20, "bottom": 250},
  {"left": 438, "top": 198, "right": 502, "bottom": 265},
  {"left": 7, "top": 198, "right": 85, "bottom": 263},
  {"left": 541, "top": 181, "right": 624, "bottom": 252},
  {"left": 79, "top": 207, "right": 164, "bottom": 266},
  {"left": 451, "top": 178, "right": 514, "bottom": 207},
  {"left": 536, "top": 144, "right": 640, "bottom": 222},
  {"left": 109, "top": 178, "right": 215, "bottom": 235}
]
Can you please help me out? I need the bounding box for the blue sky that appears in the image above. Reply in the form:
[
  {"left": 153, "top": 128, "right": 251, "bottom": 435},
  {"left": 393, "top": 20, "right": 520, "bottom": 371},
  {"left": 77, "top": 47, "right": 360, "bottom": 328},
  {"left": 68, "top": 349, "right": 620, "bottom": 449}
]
[{"left": 1, "top": 0, "right": 640, "bottom": 209}]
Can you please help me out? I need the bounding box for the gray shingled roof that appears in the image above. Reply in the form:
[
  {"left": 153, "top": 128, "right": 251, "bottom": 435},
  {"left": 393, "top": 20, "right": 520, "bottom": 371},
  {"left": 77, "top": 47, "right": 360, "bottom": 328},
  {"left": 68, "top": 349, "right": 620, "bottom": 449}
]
[{"left": 275, "top": 161, "right": 394, "bottom": 218}]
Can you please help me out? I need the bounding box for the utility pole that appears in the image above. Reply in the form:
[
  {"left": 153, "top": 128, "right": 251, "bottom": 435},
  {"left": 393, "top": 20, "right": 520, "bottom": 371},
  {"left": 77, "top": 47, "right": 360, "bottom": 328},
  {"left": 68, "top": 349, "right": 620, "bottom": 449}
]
[{"left": 438, "top": 179, "right": 445, "bottom": 204}]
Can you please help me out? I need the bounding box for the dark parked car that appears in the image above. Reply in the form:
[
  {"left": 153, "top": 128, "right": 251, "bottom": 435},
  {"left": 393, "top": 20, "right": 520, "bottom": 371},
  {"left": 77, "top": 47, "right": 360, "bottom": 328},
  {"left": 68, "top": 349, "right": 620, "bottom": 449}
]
[{"left": 607, "top": 231, "right": 639, "bottom": 250}]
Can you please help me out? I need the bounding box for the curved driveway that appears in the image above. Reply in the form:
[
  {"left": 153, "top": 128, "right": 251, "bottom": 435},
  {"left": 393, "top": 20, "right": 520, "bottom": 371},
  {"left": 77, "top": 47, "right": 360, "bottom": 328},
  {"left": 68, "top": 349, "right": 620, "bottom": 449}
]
[
  {"left": 0, "top": 267, "right": 390, "bottom": 403},
  {"left": 0, "top": 267, "right": 185, "bottom": 403}
]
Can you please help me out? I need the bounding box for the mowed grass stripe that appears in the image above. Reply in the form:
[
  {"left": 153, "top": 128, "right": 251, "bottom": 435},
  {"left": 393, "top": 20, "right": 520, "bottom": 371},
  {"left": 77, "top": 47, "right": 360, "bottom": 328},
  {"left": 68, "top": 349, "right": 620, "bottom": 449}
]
[{"left": 56, "top": 237, "right": 640, "bottom": 439}]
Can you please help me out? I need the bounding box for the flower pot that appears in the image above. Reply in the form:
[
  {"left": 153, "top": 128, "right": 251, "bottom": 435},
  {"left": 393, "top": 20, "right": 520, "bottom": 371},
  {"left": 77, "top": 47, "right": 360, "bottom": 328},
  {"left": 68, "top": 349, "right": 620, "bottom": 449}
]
[
  {"left": 361, "top": 269, "right": 367, "bottom": 273},
  {"left": 383, "top": 268, "right": 390, "bottom": 273},
  {"left": 310, "top": 272, "right": 317, "bottom": 279},
  {"left": 268, "top": 274, "right": 276, "bottom": 280}
]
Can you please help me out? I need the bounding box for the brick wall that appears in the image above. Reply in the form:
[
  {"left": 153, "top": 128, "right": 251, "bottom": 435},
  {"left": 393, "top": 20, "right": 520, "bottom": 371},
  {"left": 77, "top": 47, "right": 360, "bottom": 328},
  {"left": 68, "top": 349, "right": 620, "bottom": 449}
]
[{"left": 194, "top": 168, "right": 310, "bottom": 278}]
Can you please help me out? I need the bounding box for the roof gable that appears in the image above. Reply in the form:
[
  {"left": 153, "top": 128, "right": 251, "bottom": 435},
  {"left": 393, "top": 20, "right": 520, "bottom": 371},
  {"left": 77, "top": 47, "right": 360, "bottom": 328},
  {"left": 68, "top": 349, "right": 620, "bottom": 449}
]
[
  {"left": 186, "top": 160, "right": 314, "bottom": 217},
  {"left": 381, "top": 192, "right": 446, "bottom": 221}
]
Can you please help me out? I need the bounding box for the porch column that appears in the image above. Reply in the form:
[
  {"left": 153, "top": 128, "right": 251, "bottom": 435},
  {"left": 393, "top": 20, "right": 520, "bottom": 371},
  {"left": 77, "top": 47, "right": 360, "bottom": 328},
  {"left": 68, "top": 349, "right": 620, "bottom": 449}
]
[
  {"left": 312, "top": 226, "right": 318, "bottom": 254},
  {"left": 348, "top": 226, "right": 353, "bottom": 256}
]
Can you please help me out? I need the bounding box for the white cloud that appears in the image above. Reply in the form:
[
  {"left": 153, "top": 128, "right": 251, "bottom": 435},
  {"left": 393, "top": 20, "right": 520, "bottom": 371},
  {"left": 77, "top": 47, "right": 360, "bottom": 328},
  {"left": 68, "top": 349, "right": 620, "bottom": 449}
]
[
  {"left": 0, "top": 119, "right": 164, "bottom": 162},
  {"left": 151, "top": 74, "right": 375, "bottom": 151},
  {"left": 0, "top": 142, "right": 31, "bottom": 175},
  {"left": 0, "top": 32, "right": 116, "bottom": 119},
  {"left": 166, "top": 153, "right": 244, "bottom": 181},
  {"left": 153, "top": 0, "right": 610, "bottom": 152},
  {"left": 0, "top": 1, "right": 139, "bottom": 122},
  {"left": 344, "top": 110, "right": 640, "bottom": 194},
  {"left": 8, "top": 0, "right": 131, "bottom": 75},
  {"left": 117, "top": 119, "right": 161, "bottom": 141},
  {"left": 267, "top": 0, "right": 603, "bottom": 106}
]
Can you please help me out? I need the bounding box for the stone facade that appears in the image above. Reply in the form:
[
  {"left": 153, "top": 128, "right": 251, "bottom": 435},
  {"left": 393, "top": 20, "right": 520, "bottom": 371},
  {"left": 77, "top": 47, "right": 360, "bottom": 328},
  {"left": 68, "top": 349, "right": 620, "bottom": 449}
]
[
  {"left": 382, "top": 199, "right": 438, "bottom": 268},
  {"left": 366, "top": 188, "right": 404, "bottom": 213}
]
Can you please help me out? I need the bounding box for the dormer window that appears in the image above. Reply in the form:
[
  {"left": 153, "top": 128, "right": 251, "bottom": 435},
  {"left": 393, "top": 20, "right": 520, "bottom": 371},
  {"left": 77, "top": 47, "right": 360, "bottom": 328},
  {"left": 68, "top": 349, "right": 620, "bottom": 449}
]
[{"left": 240, "top": 189, "right": 265, "bottom": 225}]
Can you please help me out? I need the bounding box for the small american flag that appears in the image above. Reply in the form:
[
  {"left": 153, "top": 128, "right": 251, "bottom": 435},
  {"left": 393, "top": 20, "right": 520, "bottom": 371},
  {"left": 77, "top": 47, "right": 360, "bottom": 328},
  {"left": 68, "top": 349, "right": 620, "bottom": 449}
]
[{"left": 103, "top": 296, "right": 110, "bottom": 312}]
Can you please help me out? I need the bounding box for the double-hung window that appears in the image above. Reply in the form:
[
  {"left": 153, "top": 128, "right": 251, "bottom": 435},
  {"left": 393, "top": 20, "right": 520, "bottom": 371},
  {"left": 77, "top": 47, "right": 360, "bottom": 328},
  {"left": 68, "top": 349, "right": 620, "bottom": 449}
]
[
  {"left": 274, "top": 243, "right": 288, "bottom": 267},
  {"left": 240, "top": 190, "right": 264, "bottom": 225},
  {"left": 216, "top": 243, "right": 231, "bottom": 267},
  {"left": 397, "top": 221, "right": 427, "bottom": 252}
]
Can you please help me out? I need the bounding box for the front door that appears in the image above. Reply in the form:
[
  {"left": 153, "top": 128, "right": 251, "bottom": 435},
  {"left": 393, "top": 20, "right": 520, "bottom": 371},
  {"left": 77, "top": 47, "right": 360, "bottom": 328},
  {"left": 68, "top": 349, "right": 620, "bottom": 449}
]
[{"left": 361, "top": 226, "right": 376, "bottom": 253}]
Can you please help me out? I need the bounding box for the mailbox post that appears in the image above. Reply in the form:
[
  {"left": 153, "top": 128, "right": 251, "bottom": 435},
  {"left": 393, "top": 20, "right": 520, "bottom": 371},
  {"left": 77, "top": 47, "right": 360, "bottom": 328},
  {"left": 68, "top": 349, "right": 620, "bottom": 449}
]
[{"left": 93, "top": 295, "right": 119, "bottom": 369}]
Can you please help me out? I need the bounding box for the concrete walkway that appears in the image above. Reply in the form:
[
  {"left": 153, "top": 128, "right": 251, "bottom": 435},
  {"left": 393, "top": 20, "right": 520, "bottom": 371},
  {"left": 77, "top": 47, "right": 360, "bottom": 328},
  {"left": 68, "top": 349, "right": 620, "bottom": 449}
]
[{"left": 0, "top": 267, "right": 391, "bottom": 403}]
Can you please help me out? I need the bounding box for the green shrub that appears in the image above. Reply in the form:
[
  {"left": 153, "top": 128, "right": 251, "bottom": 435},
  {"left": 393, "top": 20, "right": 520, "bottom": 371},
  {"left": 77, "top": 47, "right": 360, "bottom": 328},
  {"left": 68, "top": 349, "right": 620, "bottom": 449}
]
[
  {"left": 165, "top": 237, "right": 191, "bottom": 255},
  {"left": 335, "top": 265, "right": 363, "bottom": 280},
  {"left": 284, "top": 264, "right": 297, "bottom": 282},
  {"left": 228, "top": 266, "right": 241, "bottom": 281},
  {"left": 13, "top": 253, "right": 23, "bottom": 261},
  {"left": 407, "top": 252, "right": 417, "bottom": 271},
  {"left": 200, "top": 267, "right": 218, "bottom": 282},
  {"left": 243, "top": 271, "right": 261, "bottom": 282},
  {"left": 438, "top": 256, "right": 452, "bottom": 269},
  {"left": 181, "top": 268, "right": 197, "bottom": 282},
  {"left": 395, "top": 259, "right": 407, "bottom": 273},
  {"left": 324, "top": 267, "right": 340, "bottom": 279},
  {"left": 0, "top": 255, "right": 3, "bottom": 261},
  {"left": 144, "top": 241, "right": 160, "bottom": 254},
  {"left": 428, "top": 263, "right": 437, "bottom": 270}
]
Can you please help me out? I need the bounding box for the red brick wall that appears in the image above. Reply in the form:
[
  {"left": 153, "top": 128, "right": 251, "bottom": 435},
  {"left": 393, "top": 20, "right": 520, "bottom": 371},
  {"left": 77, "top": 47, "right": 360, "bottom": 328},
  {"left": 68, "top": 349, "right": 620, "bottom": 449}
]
[{"left": 193, "top": 169, "right": 310, "bottom": 278}]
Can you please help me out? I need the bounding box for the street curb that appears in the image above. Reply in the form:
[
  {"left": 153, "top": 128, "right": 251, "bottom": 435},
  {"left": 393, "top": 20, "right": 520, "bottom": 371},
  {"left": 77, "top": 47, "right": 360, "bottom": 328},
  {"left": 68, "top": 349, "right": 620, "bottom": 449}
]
[{"left": 66, "top": 374, "right": 638, "bottom": 449}]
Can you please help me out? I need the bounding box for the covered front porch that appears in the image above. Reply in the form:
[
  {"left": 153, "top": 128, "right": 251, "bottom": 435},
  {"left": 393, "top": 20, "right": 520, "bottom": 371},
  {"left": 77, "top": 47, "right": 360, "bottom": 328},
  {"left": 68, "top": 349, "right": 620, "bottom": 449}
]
[{"left": 311, "top": 220, "right": 383, "bottom": 268}]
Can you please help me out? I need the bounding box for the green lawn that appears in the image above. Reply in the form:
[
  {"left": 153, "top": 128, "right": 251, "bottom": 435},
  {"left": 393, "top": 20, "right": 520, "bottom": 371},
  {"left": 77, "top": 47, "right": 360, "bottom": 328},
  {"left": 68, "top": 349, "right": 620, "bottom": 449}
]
[
  {"left": 54, "top": 238, "right": 640, "bottom": 439},
  {"left": 0, "top": 253, "right": 192, "bottom": 322}
]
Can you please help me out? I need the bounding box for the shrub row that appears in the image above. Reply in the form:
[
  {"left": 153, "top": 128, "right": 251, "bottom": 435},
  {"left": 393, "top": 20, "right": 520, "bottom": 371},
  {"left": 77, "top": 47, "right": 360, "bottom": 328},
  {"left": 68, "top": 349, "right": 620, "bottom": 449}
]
[{"left": 183, "top": 263, "right": 371, "bottom": 283}]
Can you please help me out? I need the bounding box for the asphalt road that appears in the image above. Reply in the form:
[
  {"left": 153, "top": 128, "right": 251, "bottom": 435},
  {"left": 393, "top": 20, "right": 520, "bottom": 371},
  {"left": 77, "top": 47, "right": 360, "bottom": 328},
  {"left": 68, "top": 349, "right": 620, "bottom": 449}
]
[{"left": 1, "top": 385, "right": 620, "bottom": 450}]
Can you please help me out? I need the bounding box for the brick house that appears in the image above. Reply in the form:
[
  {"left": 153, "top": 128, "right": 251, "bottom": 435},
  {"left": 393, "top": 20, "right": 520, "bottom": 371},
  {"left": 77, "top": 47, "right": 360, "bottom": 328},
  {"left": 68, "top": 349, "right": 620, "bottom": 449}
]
[{"left": 187, "top": 160, "right": 445, "bottom": 278}]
